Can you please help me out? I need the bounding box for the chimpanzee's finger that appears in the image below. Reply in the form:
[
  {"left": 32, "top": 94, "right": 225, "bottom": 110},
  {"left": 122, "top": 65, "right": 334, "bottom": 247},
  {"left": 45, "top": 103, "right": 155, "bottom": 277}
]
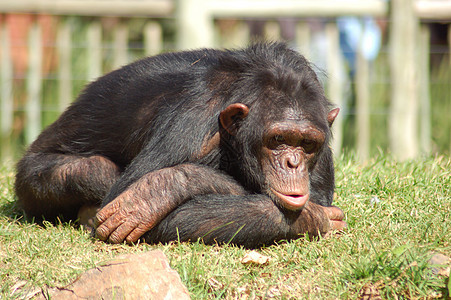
[
  {"left": 325, "top": 205, "right": 345, "bottom": 221},
  {"left": 95, "top": 212, "right": 125, "bottom": 242},
  {"left": 125, "top": 226, "right": 150, "bottom": 244},
  {"left": 108, "top": 221, "right": 136, "bottom": 244},
  {"left": 330, "top": 219, "right": 347, "bottom": 231},
  {"left": 95, "top": 199, "right": 121, "bottom": 226}
]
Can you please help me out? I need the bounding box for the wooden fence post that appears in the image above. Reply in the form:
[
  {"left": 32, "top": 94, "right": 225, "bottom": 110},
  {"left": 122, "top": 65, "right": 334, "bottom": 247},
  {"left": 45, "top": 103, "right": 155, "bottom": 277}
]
[
  {"left": 418, "top": 24, "right": 431, "bottom": 154},
  {"left": 355, "top": 49, "right": 370, "bottom": 161},
  {"left": 325, "top": 22, "right": 344, "bottom": 157},
  {"left": 25, "top": 19, "right": 42, "bottom": 145},
  {"left": 215, "top": 20, "right": 249, "bottom": 48},
  {"left": 176, "top": 0, "right": 214, "bottom": 49},
  {"left": 296, "top": 22, "right": 311, "bottom": 60},
  {"left": 1, "top": 17, "right": 13, "bottom": 159},
  {"left": 144, "top": 21, "right": 162, "bottom": 56},
  {"left": 87, "top": 20, "right": 102, "bottom": 81},
  {"left": 389, "top": 0, "right": 419, "bottom": 160},
  {"left": 264, "top": 21, "right": 281, "bottom": 41},
  {"left": 57, "top": 17, "right": 72, "bottom": 112},
  {"left": 113, "top": 19, "right": 128, "bottom": 69}
]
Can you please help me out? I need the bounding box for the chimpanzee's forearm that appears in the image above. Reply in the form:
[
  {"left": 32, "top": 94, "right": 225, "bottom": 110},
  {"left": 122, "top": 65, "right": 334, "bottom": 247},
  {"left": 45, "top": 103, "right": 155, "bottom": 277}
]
[
  {"left": 95, "top": 163, "right": 246, "bottom": 243},
  {"left": 144, "top": 195, "right": 331, "bottom": 248},
  {"left": 102, "top": 163, "right": 246, "bottom": 209}
]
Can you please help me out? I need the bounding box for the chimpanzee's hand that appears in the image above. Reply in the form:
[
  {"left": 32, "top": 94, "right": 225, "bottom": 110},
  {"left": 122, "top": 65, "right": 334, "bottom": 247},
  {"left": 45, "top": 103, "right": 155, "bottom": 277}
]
[
  {"left": 293, "top": 201, "right": 347, "bottom": 237},
  {"left": 95, "top": 189, "right": 158, "bottom": 244},
  {"left": 323, "top": 205, "right": 347, "bottom": 232},
  {"left": 95, "top": 166, "right": 184, "bottom": 244}
]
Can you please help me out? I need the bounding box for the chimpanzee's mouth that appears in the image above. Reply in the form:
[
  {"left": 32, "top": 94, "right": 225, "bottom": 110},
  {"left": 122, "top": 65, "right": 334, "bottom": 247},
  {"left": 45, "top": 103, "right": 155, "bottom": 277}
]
[{"left": 271, "top": 189, "right": 309, "bottom": 211}]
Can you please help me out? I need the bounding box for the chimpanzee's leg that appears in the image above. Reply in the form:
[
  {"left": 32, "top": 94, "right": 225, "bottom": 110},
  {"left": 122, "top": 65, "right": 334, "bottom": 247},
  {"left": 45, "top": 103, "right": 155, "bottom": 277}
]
[
  {"left": 145, "top": 194, "right": 345, "bottom": 248},
  {"left": 15, "top": 153, "right": 120, "bottom": 221}
]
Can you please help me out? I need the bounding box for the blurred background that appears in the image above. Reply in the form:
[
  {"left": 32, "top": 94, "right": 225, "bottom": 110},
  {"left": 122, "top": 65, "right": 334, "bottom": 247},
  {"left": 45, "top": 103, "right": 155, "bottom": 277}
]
[{"left": 0, "top": 0, "right": 449, "bottom": 162}]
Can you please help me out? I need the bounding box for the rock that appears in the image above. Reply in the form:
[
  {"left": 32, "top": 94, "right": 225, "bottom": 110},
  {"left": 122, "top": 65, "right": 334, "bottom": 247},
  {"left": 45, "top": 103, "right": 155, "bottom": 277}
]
[
  {"left": 240, "top": 250, "right": 270, "bottom": 265},
  {"left": 428, "top": 252, "right": 451, "bottom": 277},
  {"left": 36, "top": 250, "right": 190, "bottom": 300}
]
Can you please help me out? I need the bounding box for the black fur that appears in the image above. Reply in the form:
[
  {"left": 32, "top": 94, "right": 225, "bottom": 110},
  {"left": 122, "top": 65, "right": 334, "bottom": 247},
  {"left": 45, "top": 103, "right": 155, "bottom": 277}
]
[{"left": 15, "top": 42, "right": 336, "bottom": 247}]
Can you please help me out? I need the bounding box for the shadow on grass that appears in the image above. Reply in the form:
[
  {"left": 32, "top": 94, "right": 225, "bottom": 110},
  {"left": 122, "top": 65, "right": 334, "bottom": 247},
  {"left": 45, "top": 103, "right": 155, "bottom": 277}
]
[
  {"left": 0, "top": 196, "right": 23, "bottom": 220},
  {"left": 0, "top": 195, "right": 83, "bottom": 234}
]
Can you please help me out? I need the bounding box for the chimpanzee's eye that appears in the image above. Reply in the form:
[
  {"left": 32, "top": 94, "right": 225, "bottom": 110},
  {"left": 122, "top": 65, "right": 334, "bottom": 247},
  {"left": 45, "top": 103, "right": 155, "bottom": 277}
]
[
  {"left": 268, "top": 135, "right": 287, "bottom": 150},
  {"left": 301, "top": 139, "right": 317, "bottom": 153},
  {"left": 274, "top": 135, "right": 285, "bottom": 143}
]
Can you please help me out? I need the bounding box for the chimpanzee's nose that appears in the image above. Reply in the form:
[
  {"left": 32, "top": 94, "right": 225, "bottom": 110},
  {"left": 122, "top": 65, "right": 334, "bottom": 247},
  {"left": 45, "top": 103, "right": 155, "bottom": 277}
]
[{"left": 286, "top": 153, "right": 301, "bottom": 169}]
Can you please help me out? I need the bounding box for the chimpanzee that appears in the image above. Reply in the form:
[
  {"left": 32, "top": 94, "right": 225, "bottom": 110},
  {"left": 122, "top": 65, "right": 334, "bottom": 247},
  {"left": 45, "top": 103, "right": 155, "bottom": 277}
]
[{"left": 15, "top": 42, "right": 346, "bottom": 248}]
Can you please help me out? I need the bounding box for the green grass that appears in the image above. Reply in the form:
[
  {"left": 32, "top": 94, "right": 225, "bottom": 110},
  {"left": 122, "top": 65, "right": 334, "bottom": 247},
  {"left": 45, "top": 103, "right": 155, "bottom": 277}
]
[{"left": 0, "top": 154, "right": 450, "bottom": 299}]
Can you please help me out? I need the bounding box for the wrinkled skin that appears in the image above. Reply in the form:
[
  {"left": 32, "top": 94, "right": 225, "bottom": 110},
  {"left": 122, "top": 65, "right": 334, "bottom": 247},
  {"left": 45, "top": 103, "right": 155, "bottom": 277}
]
[
  {"left": 95, "top": 164, "right": 248, "bottom": 243},
  {"left": 261, "top": 120, "right": 326, "bottom": 210}
]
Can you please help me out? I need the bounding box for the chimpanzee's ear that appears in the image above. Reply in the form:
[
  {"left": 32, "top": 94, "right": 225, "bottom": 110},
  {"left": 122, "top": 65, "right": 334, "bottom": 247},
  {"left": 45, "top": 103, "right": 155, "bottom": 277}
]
[
  {"left": 327, "top": 108, "right": 340, "bottom": 127},
  {"left": 219, "top": 103, "right": 250, "bottom": 135}
]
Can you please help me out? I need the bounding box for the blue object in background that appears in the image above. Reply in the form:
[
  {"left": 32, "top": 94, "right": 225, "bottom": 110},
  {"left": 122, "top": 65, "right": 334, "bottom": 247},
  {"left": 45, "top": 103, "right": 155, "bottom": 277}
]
[{"left": 338, "top": 16, "right": 382, "bottom": 76}]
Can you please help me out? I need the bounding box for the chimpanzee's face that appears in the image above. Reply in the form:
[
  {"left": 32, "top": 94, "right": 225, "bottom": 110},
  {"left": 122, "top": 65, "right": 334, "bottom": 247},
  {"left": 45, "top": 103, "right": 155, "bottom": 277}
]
[
  {"left": 218, "top": 62, "right": 338, "bottom": 211},
  {"left": 259, "top": 110, "right": 326, "bottom": 211}
]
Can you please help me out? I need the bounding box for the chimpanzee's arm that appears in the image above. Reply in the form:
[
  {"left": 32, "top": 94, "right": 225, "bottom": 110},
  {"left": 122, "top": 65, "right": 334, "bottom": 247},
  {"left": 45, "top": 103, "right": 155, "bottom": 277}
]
[
  {"left": 309, "top": 147, "right": 335, "bottom": 206},
  {"left": 95, "top": 163, "right": 246, "bottom": 244},
  {"left": 144, "top": 195, "right": 346, "bottom": 248}
]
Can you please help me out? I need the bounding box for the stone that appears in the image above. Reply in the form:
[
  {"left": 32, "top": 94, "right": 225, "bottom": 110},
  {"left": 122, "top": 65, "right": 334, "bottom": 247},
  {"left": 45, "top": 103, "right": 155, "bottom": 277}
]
[
  {"left": 36, "top": 250, "right": 190, "bottom": 299},
  {"left": 428, "top": 252, "right": 450, "bottom": 277}
]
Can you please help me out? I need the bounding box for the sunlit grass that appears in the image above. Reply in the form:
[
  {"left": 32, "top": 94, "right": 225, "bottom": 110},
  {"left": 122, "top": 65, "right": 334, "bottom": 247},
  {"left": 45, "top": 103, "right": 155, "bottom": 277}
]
[{"left": 1, "top": 155, "right": 450, "bottom": 299}]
